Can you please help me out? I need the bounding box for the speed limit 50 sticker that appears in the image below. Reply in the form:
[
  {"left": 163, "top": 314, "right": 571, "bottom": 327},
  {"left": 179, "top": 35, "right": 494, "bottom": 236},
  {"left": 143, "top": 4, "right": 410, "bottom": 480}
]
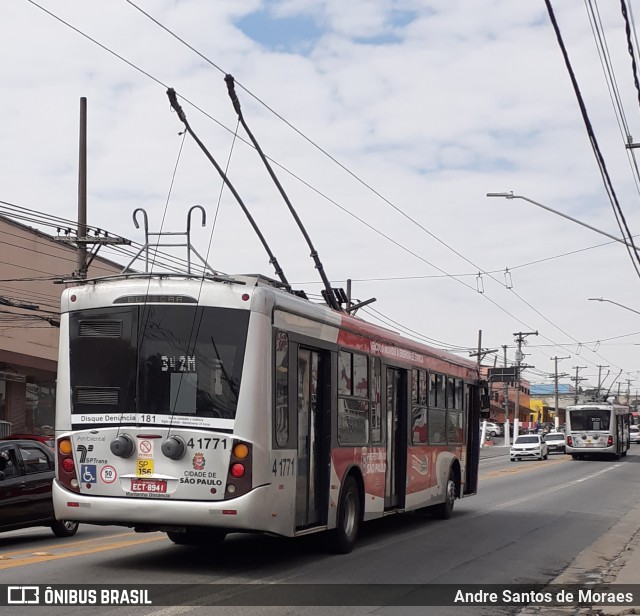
[{"left": 100, "top": 465, "right": 117, "bottom": 483}]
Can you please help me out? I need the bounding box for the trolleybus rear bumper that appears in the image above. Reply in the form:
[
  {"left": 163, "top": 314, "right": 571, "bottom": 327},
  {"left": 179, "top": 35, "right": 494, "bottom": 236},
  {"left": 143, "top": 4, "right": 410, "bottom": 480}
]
[{"left": 53, "top": 480, "right": 274, "bottom": 533}]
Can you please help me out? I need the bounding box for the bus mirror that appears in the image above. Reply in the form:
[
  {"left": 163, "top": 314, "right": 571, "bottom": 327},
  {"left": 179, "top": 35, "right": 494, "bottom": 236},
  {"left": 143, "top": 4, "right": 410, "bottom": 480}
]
[{"left": 480, "top": 392, "right": 490, "bottom": 411}]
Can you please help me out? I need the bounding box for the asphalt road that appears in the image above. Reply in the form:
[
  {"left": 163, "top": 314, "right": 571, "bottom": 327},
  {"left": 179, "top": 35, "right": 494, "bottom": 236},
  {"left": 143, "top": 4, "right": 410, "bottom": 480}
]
[{"left": 2, "top": 446, "right": 640, "bottom": 615}]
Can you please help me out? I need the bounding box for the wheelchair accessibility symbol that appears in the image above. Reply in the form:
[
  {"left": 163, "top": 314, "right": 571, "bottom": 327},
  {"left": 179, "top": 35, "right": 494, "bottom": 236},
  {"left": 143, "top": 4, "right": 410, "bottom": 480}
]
[{"left": 81, "top": 464, "right": 97, "bottom": 483}]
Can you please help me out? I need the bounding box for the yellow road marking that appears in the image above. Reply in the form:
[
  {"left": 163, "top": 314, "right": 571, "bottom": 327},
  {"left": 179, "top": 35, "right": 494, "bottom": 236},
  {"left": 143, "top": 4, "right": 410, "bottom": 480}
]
[
  {"left": 0, "top": 534, "right": 166, "bottom": 570},
  {"left": 0, "top": 531, "right": 137, "bottom": 559},
  {"left": 481, "top": 456, "right": 571, "bottom": 480}
]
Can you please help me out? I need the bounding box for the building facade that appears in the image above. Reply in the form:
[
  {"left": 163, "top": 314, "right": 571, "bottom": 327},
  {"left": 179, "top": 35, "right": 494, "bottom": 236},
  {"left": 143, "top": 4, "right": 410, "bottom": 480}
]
[{"left": 0, "top": 216, "right": 122, "bottom": 437}]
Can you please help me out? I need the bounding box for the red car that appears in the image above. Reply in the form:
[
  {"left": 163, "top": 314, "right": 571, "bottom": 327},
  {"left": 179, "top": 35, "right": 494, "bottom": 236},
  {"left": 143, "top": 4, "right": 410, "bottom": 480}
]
[{"left": 0, "top": 438, "right": 78, "bottom": 537}]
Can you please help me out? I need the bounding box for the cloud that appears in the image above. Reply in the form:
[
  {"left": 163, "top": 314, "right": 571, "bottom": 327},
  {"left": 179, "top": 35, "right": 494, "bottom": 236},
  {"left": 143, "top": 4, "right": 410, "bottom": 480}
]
[{"left": 1, "top": 0, "right": 640, "bottom": 387}]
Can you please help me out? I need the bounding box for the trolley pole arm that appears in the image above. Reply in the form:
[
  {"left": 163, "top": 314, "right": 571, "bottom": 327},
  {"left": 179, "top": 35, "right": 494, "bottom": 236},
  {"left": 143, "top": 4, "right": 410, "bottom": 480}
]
[
  {"left": 166, "top": 87, "right": 291, "bottom": 291},
  {"left": 224, "top": 75, "right": 341, "bottom": 311}
]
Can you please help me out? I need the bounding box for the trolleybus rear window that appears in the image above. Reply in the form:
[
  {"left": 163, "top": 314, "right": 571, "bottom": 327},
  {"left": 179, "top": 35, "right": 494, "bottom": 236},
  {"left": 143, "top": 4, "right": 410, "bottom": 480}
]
[
  {"left": 70, "top": 305, "right": 249, "bottom": 420},
  {"left": 568, "top": 409, "right": 611, "bottom": 431}
]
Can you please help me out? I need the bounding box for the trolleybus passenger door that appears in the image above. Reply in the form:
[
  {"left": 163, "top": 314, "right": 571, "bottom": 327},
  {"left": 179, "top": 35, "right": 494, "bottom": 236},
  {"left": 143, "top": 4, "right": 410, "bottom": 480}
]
[
  {"left": 295, "top": 347, "right": 328, "bottom": 528},
  {"left": 385, "top": 367, "right": 407, "bottom": 510}
]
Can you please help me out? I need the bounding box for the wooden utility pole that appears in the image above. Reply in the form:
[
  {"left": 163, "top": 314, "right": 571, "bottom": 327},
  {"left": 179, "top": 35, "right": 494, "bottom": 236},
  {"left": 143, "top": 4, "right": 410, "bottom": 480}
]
[
  {"left": 513, "top": 331, "right": 537, "bottom": 427},
  {"left": 55, "top": 98, "right": 130, "bottom": 275},
  {"left": 551, "top": 355, "right": 570, "bottom": 425},
  {"left": 77, "top": 97, "right": 87, "bottom": 278},
  {"left": 572, "top": 366, "right": 587, "bottom": 403}
]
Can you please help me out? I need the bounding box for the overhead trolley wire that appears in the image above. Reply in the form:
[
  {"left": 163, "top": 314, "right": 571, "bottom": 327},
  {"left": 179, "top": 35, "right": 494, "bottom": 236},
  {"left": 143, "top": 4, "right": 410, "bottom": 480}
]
[
  {"left": 546, "top": 0, "right": 640, "bottom": 280},
  {"left": 22, "top": 0, "right": 632, "bottom": 378}
]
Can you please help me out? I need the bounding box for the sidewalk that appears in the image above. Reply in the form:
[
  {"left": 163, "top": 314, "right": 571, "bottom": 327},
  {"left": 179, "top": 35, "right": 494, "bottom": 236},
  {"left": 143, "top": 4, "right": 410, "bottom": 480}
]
[
  {"left": 478, "top": 442, "right": 640, "bottom": 613},
  {"left": 548, "top": 502, "right": 640, "bottom": 615}
]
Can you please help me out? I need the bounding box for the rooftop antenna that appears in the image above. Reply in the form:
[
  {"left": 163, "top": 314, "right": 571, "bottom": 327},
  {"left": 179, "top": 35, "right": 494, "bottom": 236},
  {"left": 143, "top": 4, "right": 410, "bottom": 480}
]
[
  {"left": 224, "top": 74, "right": 360, "bottom": 312},
  {"left": 166, "top": 88, "right": 291, "bottom": 291}
]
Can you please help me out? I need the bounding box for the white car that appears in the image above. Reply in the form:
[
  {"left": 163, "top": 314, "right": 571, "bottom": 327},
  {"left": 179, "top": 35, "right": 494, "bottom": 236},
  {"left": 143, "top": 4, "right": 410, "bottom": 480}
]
[
  {"left": 630, "top": 425, "right": 640, "bottom": 445},
  {"left": 544, "top": 431, "right": 566, "bottom": 454},
  {"left": 484, "top": 422, "right": 503, "bottom": 437},
  {"left": 510, "top": 434, "right": 548, "bottom": 462}
]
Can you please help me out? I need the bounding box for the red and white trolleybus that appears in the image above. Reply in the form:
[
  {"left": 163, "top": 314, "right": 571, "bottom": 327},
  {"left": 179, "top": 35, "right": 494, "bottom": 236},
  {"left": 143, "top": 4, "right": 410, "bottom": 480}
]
[{"left": 53, "top": 273, "right": 486, "bottom": 552}]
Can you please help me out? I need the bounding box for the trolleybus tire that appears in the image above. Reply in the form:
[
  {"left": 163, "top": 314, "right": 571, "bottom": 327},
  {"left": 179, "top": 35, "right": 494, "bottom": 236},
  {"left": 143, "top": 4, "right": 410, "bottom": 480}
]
[
  {"left": 51, "top": 520, "right": 79, "bottom": 538},
  {"left": 329, "top": 476, "right": 360, "bottom": 554},
  {"left": 431, "top": 469, "right": 456, "bottom": 520},
  {"left": 167, "top": 528, "right": 226, "bottom": 546}
]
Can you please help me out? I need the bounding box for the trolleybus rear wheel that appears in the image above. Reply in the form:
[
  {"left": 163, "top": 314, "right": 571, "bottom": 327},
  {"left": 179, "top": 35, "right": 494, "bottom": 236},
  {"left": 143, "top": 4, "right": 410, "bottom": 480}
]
[
  {"left": 431, "top": 469, "right": 456, "bottom": 520},
  {"left": 330, "top": 476, "right": 360, "bottom": 554},
  {"left": 51, "top": 520, "right": 79, "bottom": 537}
]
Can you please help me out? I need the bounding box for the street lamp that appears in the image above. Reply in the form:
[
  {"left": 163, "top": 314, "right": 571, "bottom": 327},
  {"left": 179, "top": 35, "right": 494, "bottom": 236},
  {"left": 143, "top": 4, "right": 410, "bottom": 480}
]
[
  {"left": 486, "top": 192, "right": 635, "bottom": 248},
  {"left": 588, "top": 297, "right": 640, "bottom": 316}
]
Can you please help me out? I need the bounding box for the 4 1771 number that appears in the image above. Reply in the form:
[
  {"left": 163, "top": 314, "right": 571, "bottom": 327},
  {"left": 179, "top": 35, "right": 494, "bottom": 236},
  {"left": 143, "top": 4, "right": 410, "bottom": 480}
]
[{"left": 272, "top": 457, "right": 295, "bottom": 477}]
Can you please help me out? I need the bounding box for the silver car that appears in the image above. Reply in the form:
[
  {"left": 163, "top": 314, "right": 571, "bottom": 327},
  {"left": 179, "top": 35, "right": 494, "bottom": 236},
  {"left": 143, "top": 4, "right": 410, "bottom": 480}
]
[
  {"left": 630, "top": 425, "right": 640, "bottom": 445},
  {"left": 544, "top": 431, "right": 566, "bottom": 454},
  {"left": 510, "top": 434, "right": 549, "bottom": 462}
]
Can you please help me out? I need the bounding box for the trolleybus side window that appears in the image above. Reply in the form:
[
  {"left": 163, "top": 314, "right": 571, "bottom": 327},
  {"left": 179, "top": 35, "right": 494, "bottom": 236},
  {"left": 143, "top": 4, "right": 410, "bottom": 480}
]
[
  {"left": 447, "top": 378, "right": 464, "bottom": 444},
  {"left": 274, "top": 331, "right": 289, "bottom": 448},
  {"left": 371, "top": 357, "right": 383, "bottom": 444},
  {"left": 429, "top": 372, "right": 447, "bottom": 444},
  {"left": 411, "top": 369, "right": 428, "bottom": 444},
  {"left": 337, "top": 350, "right": 369, "bottom": 445}
]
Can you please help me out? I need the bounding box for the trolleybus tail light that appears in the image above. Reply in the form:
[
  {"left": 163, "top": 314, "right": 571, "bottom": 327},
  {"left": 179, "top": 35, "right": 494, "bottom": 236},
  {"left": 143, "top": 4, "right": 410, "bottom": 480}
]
[
  {"left": 57, "top": 438, "right": 80, "bottom": 493},
  {"left": 230, "top": 463, "right": 245, "bottom": 478},
  {"left": 225, "top": 440, "right": 252, "bottom": 499},
  {"left": 607, "top": 435, "right": 613, "bottom": 446},
  {"left": 566, "top": 436, "right": 572, "bottom": 446}
]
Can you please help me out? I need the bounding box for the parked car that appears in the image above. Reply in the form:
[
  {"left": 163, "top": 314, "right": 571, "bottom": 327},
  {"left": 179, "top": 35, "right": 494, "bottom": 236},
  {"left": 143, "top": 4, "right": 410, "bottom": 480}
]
[
  {"left": 484, "top": 422, "right": 504, "bottom": 438},
  {"left": 630, "top": 425, "right": 640, "bottom": 445},
  {"left": 543, "top": 431, "right": 566, "bottom": 454},
  {"left": 0, "top": 439, "right": 79, "bottom": 537},
  {"left": 0, "top": 433, "right": 54, "bottom": 449},
  {"left": 510, "top": 434, "right": 549, "bottom": 462}
]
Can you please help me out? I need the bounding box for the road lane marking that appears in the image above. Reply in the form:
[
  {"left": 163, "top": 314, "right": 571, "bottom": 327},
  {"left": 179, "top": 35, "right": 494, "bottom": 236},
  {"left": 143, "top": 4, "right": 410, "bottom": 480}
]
[
  {"left": 493, "top": 463, "right": 622, "bottom": 510},
  {"left": 480, "top": 456, "right": 571, "bottom": 480},
  {"left": 0, "top": 534, "right": 166, "bottom": 570},
  {"left": 0, "top": 530, "right": 138, "bottom": 559}
]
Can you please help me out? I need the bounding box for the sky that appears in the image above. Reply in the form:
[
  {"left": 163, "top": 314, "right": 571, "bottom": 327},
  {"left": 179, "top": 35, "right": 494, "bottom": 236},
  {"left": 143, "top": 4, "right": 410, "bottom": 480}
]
[{"left": 2, "top": 0, "right": 640, "bottom": 396}]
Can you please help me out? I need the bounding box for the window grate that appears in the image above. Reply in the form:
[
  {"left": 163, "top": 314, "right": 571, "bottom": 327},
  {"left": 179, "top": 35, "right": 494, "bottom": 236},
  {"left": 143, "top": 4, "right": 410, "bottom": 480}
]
[
  {"left": 78, "top": 320, "right": 122, "bottom": 338},
  {"left": 75, "top": 387, "right": 120, "bottom": 406}
]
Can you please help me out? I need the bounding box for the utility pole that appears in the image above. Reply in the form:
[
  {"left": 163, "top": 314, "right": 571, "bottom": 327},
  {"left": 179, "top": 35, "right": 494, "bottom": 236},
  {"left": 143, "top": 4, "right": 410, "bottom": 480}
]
[
  {"left": 596, "top": 365, "right": 609, "bottom": 401},
  {"left": 503, "top": 345, "right": 509, "bottom": 441},
  {"left": 468, "top": 330, "right": 498, "bottom": 368},
  {"left": 551, "top": 355, "right": 570, "bottom": 425},
  {"left": 77, "top": 96, "right": 87, "bottom": 279},
  {"left": 54, "top": 98, "right": 130, "bottom": 276},
  {"left": 626, "top": 380, "right": 632, "bottom": 405},
  {"left": 572, "top": 366, "right": 588, "bottom": 403},
  {"left": 513, "top": 331, "right": 537, "bottom": 431}
]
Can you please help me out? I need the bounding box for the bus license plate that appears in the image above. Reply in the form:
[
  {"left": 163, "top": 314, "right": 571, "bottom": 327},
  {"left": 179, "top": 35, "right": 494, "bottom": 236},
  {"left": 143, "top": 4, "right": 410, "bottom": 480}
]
[{"left": 131, "top": 479, "right": 167, "bottom": 493}]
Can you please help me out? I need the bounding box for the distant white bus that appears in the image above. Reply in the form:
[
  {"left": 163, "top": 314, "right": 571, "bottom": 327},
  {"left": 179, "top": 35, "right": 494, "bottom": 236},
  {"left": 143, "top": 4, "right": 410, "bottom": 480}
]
[{"left": 565, "top": 403, "right": 631, "bottom": 460}]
